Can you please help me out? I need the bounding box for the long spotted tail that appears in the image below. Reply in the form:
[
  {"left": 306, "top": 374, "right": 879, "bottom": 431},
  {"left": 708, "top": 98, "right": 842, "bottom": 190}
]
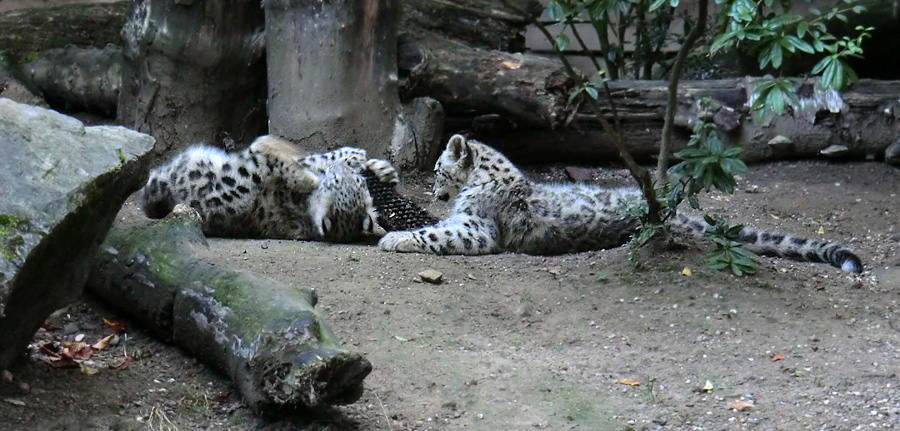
[{"left": 670, "top": 214, "right": 863, "bottom": 273}]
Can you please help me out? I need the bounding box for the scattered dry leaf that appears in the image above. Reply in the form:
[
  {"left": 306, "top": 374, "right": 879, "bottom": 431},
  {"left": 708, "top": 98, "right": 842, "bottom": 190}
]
[
  {"left": 618, "top": 378, "right": 641, "bottom": 386},
  {"left": 682, "top": 267, "right": 692, "bottom": 276},
  {"left": 109, "top": 356, "right": 133, "bottom": 371},
  {"left": 728, "top": 399, "right": 754, "bottom": 411},
  {"left": 770, "top": 214, "right": 780, "bottom": 220},
  {"left": 79, "top": 363, "right": 99, "bottom": 375},
  {"left": 500, "top": 60, "right": 522, "bottom": 69},
  {"left": 92, "top": 334, "right": 116, "bottom": 351},
  {"left": 48, "top": 356, "right": 77, "bottom": 369},
  {"left": 771, "top": 353, "right": 785, "bottom": 362},
  {"left": 3, "top": 398, "right": 25, "bottom": 407},
  {"left": 467, "top": 273, "right": 477, "bottom": 280},
  {"left": 817, "top": 226, "right": 825, "bottom": 235},
  {"left": 103, "top": 318, "right": 127, "bottom": 334},
  {"left": 702, "top": 380, "right": 714, "bottom": 392}
]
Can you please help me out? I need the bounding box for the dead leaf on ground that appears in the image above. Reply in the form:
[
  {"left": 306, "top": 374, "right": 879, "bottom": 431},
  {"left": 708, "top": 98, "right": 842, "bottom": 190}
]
[
  {"left": 3, "top": 398, "right": 25, "bottom": 407},
  {"left": 48, "top": 356, "right": 77, "bottom": 369},
  {"left": 92, "top": 334, "right": 116, "bottom": 351},
  {"left": 618, "top": 378, "right": 641, "bottom": 386},
  {"left": 728, "top": 399, "right": 754, "bottom": 411},
  {"left": 103, "top": 318, "right": 127, "bottom": 334},
  {"left": 79, "top": 363, "right": 99, "bottom": 375},
  {"left": 109, "top": 356, "right": 133, "bottom": 371},
  {"left": 771, "top": 353, "right": 785, "bottom": 362},
  {"left": 682, "top": 267, "right": 692, "bottom": 276}
]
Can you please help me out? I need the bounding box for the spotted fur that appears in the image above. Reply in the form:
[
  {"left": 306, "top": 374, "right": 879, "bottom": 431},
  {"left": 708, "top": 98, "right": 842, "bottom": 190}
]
[
  {"left": 379, "top": 135, "right": 863, "bottom": 273},
  {"left": 142, "top": 135, "right": 400, "bottom": 243}
]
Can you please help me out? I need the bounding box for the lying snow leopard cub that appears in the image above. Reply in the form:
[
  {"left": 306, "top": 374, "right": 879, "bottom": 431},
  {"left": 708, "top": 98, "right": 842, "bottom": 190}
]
[
  {"left": 142, "top": 135, "right": 399, "bottom": 242},
  {"left": 379, "top": 135, "right": 863, "bottom": 273}
]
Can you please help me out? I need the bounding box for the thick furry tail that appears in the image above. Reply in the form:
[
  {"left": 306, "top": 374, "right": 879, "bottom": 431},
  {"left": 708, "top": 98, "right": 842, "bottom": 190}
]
[
  {"left": 141, "top": 173, "right": 176, "bottom": 219},
  {"left": 362, "top": 169, "right": 438, "bottom": 232},
  {"left": 670, "top": 214, "right": 863, "bottom": 273}
]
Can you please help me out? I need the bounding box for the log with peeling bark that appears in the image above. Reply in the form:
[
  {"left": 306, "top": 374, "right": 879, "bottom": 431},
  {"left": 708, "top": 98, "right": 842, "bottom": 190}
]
[{"left": 86, "top": 206, "right": 372, "bottom": 410}]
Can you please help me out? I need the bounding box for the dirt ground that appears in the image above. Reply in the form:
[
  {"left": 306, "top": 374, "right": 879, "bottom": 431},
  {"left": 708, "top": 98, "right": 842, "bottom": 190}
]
[{"left": 0, "top": 159, "right": 898, "bottom": 431}]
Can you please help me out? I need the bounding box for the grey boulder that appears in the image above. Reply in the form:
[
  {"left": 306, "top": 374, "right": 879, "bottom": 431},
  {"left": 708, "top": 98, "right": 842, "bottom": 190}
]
[{"left": 0, "top": 98, "right": 155, "bottom": 369}]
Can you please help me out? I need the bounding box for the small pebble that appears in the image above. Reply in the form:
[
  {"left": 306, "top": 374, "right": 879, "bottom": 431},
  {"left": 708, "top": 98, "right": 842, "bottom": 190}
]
[
  {"left": 417, "top": 269, "right": 443, "bottom": 284},
  {"left": 74, "top": 333, "right": 85, "bottom": 342}
]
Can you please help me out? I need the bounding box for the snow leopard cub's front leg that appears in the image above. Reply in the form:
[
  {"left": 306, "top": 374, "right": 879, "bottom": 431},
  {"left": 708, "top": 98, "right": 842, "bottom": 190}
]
[{"left": 379, "top": 214, "right": 500, "bottom": 254}]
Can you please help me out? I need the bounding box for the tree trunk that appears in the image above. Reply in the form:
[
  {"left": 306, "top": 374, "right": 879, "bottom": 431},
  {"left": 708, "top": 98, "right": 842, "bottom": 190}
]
[
  {"left": 264, "top": 0, "right": 402, "bottom": 159},
  {"left": 475, "top": 78, "right": 900, "bottom": 164},
  {"left": 399, "top": 30, "right": 576, "bottom": 130},
  {"left": 87, "top": 206, "right": 372, "bottom": 410},
  {"left": 117, "top": 0, "right": 268, "bottom": 155}
]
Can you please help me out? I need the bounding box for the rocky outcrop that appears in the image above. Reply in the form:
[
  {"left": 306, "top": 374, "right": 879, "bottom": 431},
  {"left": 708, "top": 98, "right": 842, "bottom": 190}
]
[{"left": 0, "top": 98, "right": 155, "bottom": 370}]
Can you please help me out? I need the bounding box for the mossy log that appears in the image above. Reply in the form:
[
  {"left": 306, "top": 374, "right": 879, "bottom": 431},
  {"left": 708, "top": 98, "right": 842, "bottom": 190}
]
[{"left": 87, "top": 205, "right": 371, "bottom": 409}]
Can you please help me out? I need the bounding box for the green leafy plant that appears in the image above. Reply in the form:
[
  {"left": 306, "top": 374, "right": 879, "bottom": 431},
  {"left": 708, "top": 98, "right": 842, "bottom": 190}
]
[
  {"left": 702, "top": 215, "right": 758, "bottom": 276},
  {"left": 503, "top": 0, "right": 871, "bottom": 275}
]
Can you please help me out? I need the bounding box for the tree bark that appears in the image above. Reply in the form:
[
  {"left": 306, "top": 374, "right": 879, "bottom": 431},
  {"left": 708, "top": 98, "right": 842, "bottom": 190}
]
[
  {"left": 117, "top": 0, "right": 268, "bottom": 156},
  {"left": 264, "top": 0, "right": 402, "bottom": 159},
  {"left": 87, "top": 206, "right": 372, "bottom": 410},
  {"left": 399, "top": 30, "right": 576, "bottom": 130}
]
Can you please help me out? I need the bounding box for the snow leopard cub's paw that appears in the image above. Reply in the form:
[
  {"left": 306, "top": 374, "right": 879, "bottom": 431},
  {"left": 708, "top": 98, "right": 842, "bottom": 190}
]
[
  {"left": 378, "top": 231, "right": 422, "bottom": 253},
  {"left": 365, "top": 159, "right": 400, "bottom": 186}
]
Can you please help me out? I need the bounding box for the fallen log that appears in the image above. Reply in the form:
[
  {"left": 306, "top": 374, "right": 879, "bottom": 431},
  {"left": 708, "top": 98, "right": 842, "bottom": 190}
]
[
  {"left": 471, "top": 78, "right": 900, "bottom": 165},
  {"left": 17, "top": 44, "right": 121, "bottom": 118},
  {"left": 0, "top": 2, "right": 127, "bottom": 59},
  {"left": 402, "top": 0, "right": 541, "bottom": 52},
  {"left": 399, "top": 30, "right": 576, "bottom": 130},
  {"left": 87, "top": 205, "right": 372, "bottom": 409}
]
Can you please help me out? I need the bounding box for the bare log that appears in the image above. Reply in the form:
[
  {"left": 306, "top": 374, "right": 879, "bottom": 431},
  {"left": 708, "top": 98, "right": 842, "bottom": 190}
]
[
  {"left": 399, "top": 30, "right": 576, "bottom": 130},
  {"left": 117, "top": 0, "right": 268, "bottom": 155},
  {"left": 87, "top": 206, "right": 372, "bottom": 409}
]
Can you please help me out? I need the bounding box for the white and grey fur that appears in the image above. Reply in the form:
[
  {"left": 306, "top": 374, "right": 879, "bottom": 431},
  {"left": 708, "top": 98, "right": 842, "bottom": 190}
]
[
  {"left": 378, "top": 135, "right": 863, "bottom": 273},
  {"left": 141, "top": 135, "right": 399, "bottom": 243}
]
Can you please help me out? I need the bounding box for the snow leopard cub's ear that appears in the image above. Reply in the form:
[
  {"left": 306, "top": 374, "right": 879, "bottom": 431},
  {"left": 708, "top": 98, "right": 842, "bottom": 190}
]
[{"left": 447, "top": 134, "right": 472, "bottom": 167}]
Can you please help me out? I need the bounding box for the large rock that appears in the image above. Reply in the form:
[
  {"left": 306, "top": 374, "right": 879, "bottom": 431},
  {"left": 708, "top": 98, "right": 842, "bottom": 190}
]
[{"left": 0, "top": 98, "right": 155, "bottom": 369}]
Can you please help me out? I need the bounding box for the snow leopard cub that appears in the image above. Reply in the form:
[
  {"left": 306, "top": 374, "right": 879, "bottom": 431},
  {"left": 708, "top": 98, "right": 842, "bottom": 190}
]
[
  {"left": 142, "top": 135, "right": 399, "bottom": 243},
  {"left": 378, "top": 135, "right": 863, "bottom": 273}
]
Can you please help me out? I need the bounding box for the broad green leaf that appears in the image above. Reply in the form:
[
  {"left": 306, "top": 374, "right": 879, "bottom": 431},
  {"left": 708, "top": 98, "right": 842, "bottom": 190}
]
[{"left": 555, "top": 33, "right": 570, "bottom": 51}]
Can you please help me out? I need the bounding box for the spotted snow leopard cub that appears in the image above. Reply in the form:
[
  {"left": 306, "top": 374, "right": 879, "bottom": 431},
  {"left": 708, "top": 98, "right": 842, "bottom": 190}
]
[
  {"left": 142, "top": 135, "right": 400, "bottom": 243},
  {"left": 378, "top": 135, "right": 863, "bottom": 273}
]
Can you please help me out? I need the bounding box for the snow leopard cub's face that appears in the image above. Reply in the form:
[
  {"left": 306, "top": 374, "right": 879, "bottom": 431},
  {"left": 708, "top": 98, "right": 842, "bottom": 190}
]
[{"left": 433, "top": 134, "right": 474, "bottom": 202}]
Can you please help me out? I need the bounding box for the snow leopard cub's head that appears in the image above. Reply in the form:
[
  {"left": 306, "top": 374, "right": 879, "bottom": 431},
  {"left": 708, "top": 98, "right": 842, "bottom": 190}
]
[{"left": 433, "top": 134, "right": 475, "bottom": 202}]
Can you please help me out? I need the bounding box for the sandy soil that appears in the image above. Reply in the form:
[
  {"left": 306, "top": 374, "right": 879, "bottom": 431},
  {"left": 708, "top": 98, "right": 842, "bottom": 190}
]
[{"left": 1, "top": 160, "right": 899, "bottom": 431}]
